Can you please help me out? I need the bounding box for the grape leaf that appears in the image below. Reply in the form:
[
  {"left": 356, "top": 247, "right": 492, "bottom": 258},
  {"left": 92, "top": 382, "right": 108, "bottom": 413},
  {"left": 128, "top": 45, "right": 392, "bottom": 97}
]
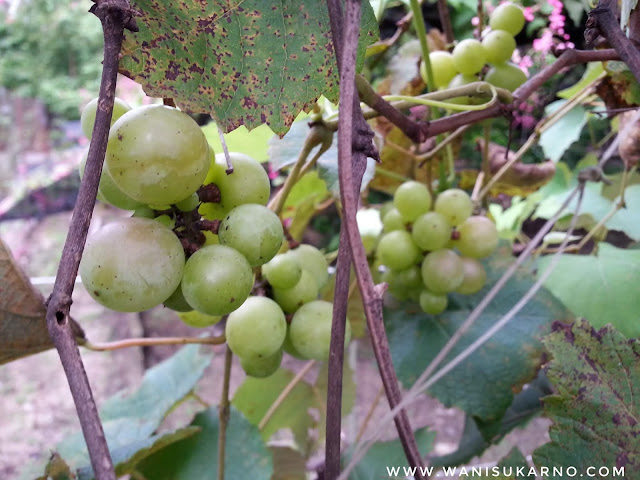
[
  {"left": 533, "top": 319, "right": 640, "bottom": 475},
  {"left": 136, "top": 406, "right": 272, "bottom": 480},
  {"left": 0, "top": 238, "right": 52, "bottom": 364},
  {"left": 538, "top": 244, "right": 640, "bottom": 338},
  {"left": 386, "top": 244, "right": 573, "bottom": 421},
  {"left": 539, "top": 100, "right": 588, "bottom": 163},
  {"left": 119, "top": 1, "right": 378, "bottom": 136}
]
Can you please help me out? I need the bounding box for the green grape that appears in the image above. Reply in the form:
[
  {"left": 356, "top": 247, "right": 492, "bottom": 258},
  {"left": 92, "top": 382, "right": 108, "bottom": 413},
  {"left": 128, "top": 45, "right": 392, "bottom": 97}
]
[
  {"left": 485, "top": 62, "right": 527, "bottom": 92},
  {"left": 452, "top": 39, "right": 487, "bottom": 76},
  {"left": 289, "top": 300, "right": 351, "bottom": 361},
  {"left": 178, "top": 310, "right": 222, "bottom": 328},
  {"left": 382, "top": 208, "right": 406, "bottom": 232},
  {"left": 154, "top": 214, "right": 175, "bottom": 230},
  {"left": 79, "top": 152, "right": 143, "bottom": 210},
  {"left": 421, "top": 249, "right": 465, "bottom": 293},
  {"left": 208, "top": 152, "right": 270, "bottom": 211},
  {"left": 175, "top": 192, "right": 200, "bottom": 212},
  {"left": 181, "top": 244, "right": 253, "bottom": 316},
  {"left": 447, "top": 73, "right": 479, "bottom": 105},
  {"left": 81, "top": 97, "right": 131, "bottom": 139},
  {"left": 263, "top": 252, "right": 302, "bottom": 289},
  {"left": 455, "top": 257, "right": 487, "bottom": 294},
  {"left": 421, "top": 51, "right": 458, "bottom": 89},
  {"left": 273, "top": 270, "right": 319, "bottom": 313},
  {"left": 454, "top": 216, "right": 499, "bottom": 258},
  {"left": 388, "top": 266, "right": 423, "bottom": 290},
  {"left": 163, "top": 285, "right": 192, "bottom": 312},
  {"left": 240, "top": 349, "right": 283, "bottom": 378},
  {"left": 393, "top": 181, "right": 432, "bottom": 222},
  {"left": 482, "top": 30, "right": 516, "bottom": 64},
  {"left": 106, "top": 105, "right": 210, "bottom": 205},
  {"left": 379, "top": 201, "right": 395, "bottom": 220},
  {"left": 282, "top": 325, "right": 306, "bottom": 359},
  {"left": 489, "top": 2, "right": 525, "bottom": 36},
  {"left": 225, "top": 296, "right": 287, "bottom": 359},
  {"left": 412, "top": 211, "right": 452, "bottom": 251},
  {"left": 419, "top": 290, "right": 448, "bottom": 315},
  {"left": 148, "top": 203, "right": 172, "bottom": 211},
  {"left": 79, "top": 218, "right": 184, "bottom": 312},
  {"left": 434, "top": 188, "right": 473, "bottom": 226},
  {"left": 132, "top": 206, "right": 155, "bottom": 219},
  {"left": 290, "top": 244, "right": 329, "bottom": 289},
  {"left": 218, "top": 204, "right": 284, "bottom": 267},
  {"left": 377, "top": 230, "right": 420, "bottom": 271},
  {"left": 357, "top": 208, "right": 383, "bottom": 256}
]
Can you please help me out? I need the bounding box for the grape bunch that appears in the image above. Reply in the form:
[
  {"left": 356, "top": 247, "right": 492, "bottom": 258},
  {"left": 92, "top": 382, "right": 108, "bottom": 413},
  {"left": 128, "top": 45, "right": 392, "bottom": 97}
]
[
  {"left": 78, "top": 98, "right": 349, "bottom": 378},
  {"left": 377, "top": 181, "right": 498, "bottom": 315},
  {"left": 420, "top": 2, "right": 527, "bottom": 97}
]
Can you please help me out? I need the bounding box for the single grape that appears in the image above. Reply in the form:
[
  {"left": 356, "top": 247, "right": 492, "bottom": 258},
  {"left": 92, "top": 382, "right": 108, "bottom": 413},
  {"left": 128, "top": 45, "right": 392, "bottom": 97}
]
[
  {"left": 290, "top": 244, "right": 329, "bottom": 289},
  {"left": 175, "top": 192, "right": 200, "bottom": 212},
  {"left": 421, "top": 249, "right": 465, "bottom": 293},
  {"left": 240, "top": 349, "right": 283, "bottom": 378},
  {"left": 382, "top": 208, "right": 406, "bottom": 232},
  {"left": 282, "top": 325, "right": 306, "bottom": 359},
  {"left": 263, "top": 252, "right": 302, "bottom": 289},
  {"left": 148, "top": 203, "right": 172, "bottom": 211},
  {"left": 452, "top": 39, "right": 487, "bottom": 76},
  {"left": 412, "top": 211, "right": 452, "bottom": 251},
  {"left": 388, "top": 265, "right": 423, "bottom": 291},
  {"left": 181, "top": 244, "right": 253, "bottom": 316},
  {"left": 379, "top": 202, "right": 395, "bottom": 220},
  {"left": 421, "top": 51, "right": 458, "bottom": 89},
  {"left": 218, "top": 204, "right": 284, "bottom": 267},
  {"left": 447, "top": 73, "right": 479, "bottom": 105},
  {"left": 163, "top": 285, "right": 192, "bottom": 312},
  {"left": 357, "top": 208, "right": 383, "bottom": 256},
  {"left": 289, "top": 300, "right": 351, "bottom": 361},
  {"left": 226, "top": 296, "right": 287, "bottom": 359},
  {"left": 454, "top": 216, "right": 499, "bottom": 258},
  {"left": 132, "top": 206, "right": 155, "bottom": 219},
  {"left": 434, "top": 188, "right": 473, "bottom": 226},
  {"left": 79, "top": 218, "right": 184, "bottom": 312},
  {"left": 106, "top": 105, "right": 210, "bottom": 205},
  {"left": 178, "top": 310, "right": 222, "bottom": 328},
  {"left": 393, "top": 181, "right": 432, "bottom": 222},
  {"left": 208, "top": 152, "right": 270, "bottom": 211},
  {"left": 419, "top": 289, "right": 448, "bottom": 315},
  {"left": 455, "top": 257, "right": 487, "bottom": 294},
  {"left": 377, "top": 230, "right": 421, "bottom": 271},
  {"left": 81, "top": 97, "right": 131, "bottom": 139},
  {"left": 482, "top": 30, "right": 516, "bottom": 64},
  {"left": 485, "top": 62, "right": 527, "bottom": 92},
  {"left": 79, "top": 152, "right": 143, "bottom": 210},
  {"left": 273, "top": 270, "right": 318, "bottom": 313},
  {"left": 489, "top": 2, "right": 525, "bottom": 36}
]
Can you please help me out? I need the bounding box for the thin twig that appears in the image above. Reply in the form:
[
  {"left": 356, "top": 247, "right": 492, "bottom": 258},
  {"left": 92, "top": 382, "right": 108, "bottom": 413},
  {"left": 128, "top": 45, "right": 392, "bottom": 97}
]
[
  {"left": 80, "top": 334, "right": 226, "bottom": 351},
  {"left": 355, "top": 385, "right": 385, "bottom": 442},
  {"left": 217, "top": 125, "right": 233, "bottom": 174},
  {"left": 218, "top": 346, "right": 233, "bottom": 480},
  {"left": 437, "top": 0, "right": 454, "bottom": 44}
]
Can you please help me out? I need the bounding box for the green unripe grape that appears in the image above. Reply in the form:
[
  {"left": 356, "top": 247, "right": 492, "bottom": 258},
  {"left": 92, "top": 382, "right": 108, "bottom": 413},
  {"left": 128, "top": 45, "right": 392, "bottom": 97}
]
[
  {"left": 240, "top": 349, "right": 283, "bottom": 378},
  {"left": 263, "top": 252, "right": 302, "bottom": 289},
  {"left": 482, "top": 30, "right": 516, "bottom": 64},
  {"left": 452, "top": 39, "right": 487, "bottom": 76},
  {"left": 289, "top": 300, "right": 351, "bottom": 361},
  {"left": 273, "top": 270, "right": 319, "bottom": 313},
  {"left": 454, "top": 216, "right": 499, "bottom": 259},
  {"left": 485, "top": 62, "right": 527, "bottom": 92},
  {"left": 290, "top": 244, "right": 329, "bottom": 289},
  {"left": 489, "top": 2, "right": 525, "bottom": 36},
  {"left": 133, "top": 206, "right": 155, "bottom": 219},
  {"left": 412, "top": 211, "right": 452, "bottom": 251},
  {"left": 79, "top": 153, "right": 143, "bottom": 210},
  {"left": 421, "top": 249, "right": 465, "bottom": 294},
  {"left": 178, "top": 310, "right": 222, "bottom": 328},
  {"left": 218, "top": 204, "right": 284, "bottom": 267},
  {"left": 163, "top": 285, "right": 193, "bottom": 312},
  {"left": 79, "top": 218, "right": 185, "bottom": 312},
  {"left": 181, "top": 245, "right": 253, "bottom": 316},
  {"left": 393, "top": 181, "right": 432, "bottom": 222},
  {"left": 382, "top": 208, "right": 406, "bottom": 232},
  {"left": 106, "top": 105, "right": 210, "bottom": 205},
  {"left": 209, "top": 152, "right": 270, "bottom": 211},
  {"left": 421, "top": 51, "right": 458, "bottom": 89},
  {"left": 455, "top": 257, "right": 487, "bottom": 294},
  {"left": 81, "top": 97, "right": 131, "bottom": 139},
  {"left": 434, "top": 188, "right": 473, "bottom": 226},
  {"left": 388, "top": 265, "right": 424, "bottom": 291},
  {"left": 357, "top": 208, "right": 383, "bottom": 256},
  {"left": 154, "top": 214, "right": 175, "bottom": 230},
  {"left": 148, "top": 203, "right": 172, "bottom": 211},
  {"left": 419, "top": 290, "right": 448, "bottom": 315},
  {"left": 226, "top": 296, "right": 287, "bottom": 359},
  {"left": 447, "top": 73, "right": 479, "bottom": 105},
  {"left": 282, "top": 325, "right": 306, "bottom": 359},
  {"left": 379, "top": 202, "right": 395, "bottom": 220},
  {"left": 377, "top": 230, "right": 420, "bottom": 271},
  {"left": 175, "top": 193, "right": 200, "bottom": 212}
]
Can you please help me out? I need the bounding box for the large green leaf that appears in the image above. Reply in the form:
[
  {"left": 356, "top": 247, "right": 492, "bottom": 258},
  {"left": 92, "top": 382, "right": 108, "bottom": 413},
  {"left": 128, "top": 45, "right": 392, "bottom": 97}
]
[
  {"left": 119, "top": 1, "right": 378, "bottom": 136},
  {"left": 386, "top": 245, "right": 573, "bottom": 421},
  {"left": 533, "top": 319, "right": 640, "bottom": 476},
  {"left": 539, "top": 244, "right": 640, "bottom": 338},
  {"left": 136, "top": 406, "right": 272, "bottom": 479},
  {"left": 539, "top": 100, "right": 588, "bottom": 163}
]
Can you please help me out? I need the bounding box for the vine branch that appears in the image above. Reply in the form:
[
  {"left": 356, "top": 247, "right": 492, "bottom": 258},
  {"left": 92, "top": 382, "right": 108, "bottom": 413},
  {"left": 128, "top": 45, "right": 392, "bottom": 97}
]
[{"left": 43, "top": 3, "right": 136, "bottom": 479}]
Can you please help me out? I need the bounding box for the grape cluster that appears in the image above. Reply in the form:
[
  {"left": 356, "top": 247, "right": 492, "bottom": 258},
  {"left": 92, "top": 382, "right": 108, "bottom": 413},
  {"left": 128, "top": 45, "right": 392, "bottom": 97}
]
[
  {"left": 78, "top": 98, "right": 349, "bottom": 378},
  {"left": 420, "top": 2, "right": 527, "bottom": 97},
  {"left": 377, "top": 181, "right": 498, "bottom": 315}
]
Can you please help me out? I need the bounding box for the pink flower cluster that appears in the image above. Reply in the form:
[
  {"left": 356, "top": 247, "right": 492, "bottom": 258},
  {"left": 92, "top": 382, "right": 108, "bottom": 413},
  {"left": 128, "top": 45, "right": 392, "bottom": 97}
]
[{"left": 532, "top": 0, "right": 575, "bottom": 54}]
